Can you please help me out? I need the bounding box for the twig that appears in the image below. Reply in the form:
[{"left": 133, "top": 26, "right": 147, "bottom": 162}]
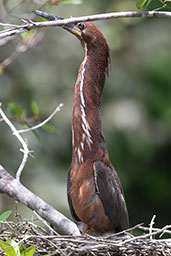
[
  {"left": 139, "top": 225, "right": 171, "bottom": 236},
  {"left": 121, "top": 224, "right": 171, "bottom": 245},
  {"left": 0, "top": 103, "right": 30, "bottom": 181},
  {"left": 33, "top": 211, "right": 59, "bottom": 236},
  {"left": 17, "top": 103, "right": 63, "bottom": 134},
  {"left": 149, "top": 215, "right": 156, "bottom": 239},
  {"left": 1, "top": 11, "right": 171, "bottom": 39}
]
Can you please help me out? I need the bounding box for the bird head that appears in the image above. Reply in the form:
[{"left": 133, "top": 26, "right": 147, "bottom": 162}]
[
  {"left": 33, "top": 10, "right": 110, "bottom": 74},
  {"left": 33, "top": 10, "right": 109, "bottom": 48}
]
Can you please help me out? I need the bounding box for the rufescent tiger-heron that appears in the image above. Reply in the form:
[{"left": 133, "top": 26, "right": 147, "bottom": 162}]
[{"left": 33, "top": 10, "right": 129, "bottom": 234}]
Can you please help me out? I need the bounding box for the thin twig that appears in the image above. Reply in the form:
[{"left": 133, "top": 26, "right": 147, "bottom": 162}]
[
  {"left": 139, "top": 225, "right": 171, "bottom": 236},
  {"left": 1, "top": 11, "right": 171, "bottom": 39},
  {"left": 0, "top": 103, "right": 30, "bottom": 181},
  {"left": 33, "top": 211, "right": 59, "bottom": 236},
  {"left": 121, "top": 224, "right": 171, "bottom": 245},
  {"left": 17, "top": 103, "right": 63, "bottom": 134},
  {"left": 149, "top": 215, "right": 156, "bottom": 240}
]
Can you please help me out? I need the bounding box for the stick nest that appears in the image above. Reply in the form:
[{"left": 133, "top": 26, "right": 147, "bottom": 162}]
[{"left": 0, "top": 217, "right": 171, "bottom": 256}]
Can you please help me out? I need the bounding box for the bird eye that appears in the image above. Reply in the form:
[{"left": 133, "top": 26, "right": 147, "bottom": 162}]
[{"left": 78, "top": 23, "right": 86, "bottom": 31}]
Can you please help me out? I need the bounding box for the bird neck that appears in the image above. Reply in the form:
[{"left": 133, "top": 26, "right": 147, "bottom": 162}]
[{"left": 72, "top": 41, "right": 109, "bottom": 164}]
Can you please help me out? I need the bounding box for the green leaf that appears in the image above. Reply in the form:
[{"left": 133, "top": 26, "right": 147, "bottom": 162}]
[
  {"left": 8, "top": 102, "right": 25, "bottom": 119},
  {"left": 136, "top": 0, "right": 152, "bottom": 10},
  {"left": 19, "top": 30, "right": 34, "bottom": 40},
  {"left": 7, "top": 239, "right": 20, "bottom": 256},
  {"left": 19, "top": 244, "right": 25, "bottom": 256},
  {"left": 62, "top": 0, "right": 82, "bottom": 4},
  {"left": 31, "top": 101, "right": 39, "bottom": 118},
  {"left": 0, "top": 210, "right": 12, "bottom": 222},
  {"left": 0, "top": 64, "right": 3, "bottom": 75},
  {"left": 25, "top": 246, "right": 36, "bottom": 256},
  {"left": 0, "top": 241, "right": 16, "bottom": 256},
  {"left": 42, "top": 124, "right": 55, "bottom": 133}
]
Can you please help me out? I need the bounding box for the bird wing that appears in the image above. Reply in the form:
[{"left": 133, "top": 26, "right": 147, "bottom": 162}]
[
  {"left": 93, "top": 160, "right": 129, "bottom": 232},
  {"left": 67, "top": 166, "right": 80, "bottom": 223}
]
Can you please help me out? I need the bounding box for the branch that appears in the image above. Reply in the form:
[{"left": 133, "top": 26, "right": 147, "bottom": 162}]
[
  {"left": 0, "top": 11, "right": 171, "bottom": 39},
  {"left": 0, "top": 103, "right": 30, "bottom": 181},
  {"left": 17, "top": 103, "right": 63, "bottom": 134},
  {"left": 0, "top": 165, "right": 80, "bottom": 236},
  {"left": 0, "top": 103, "right": 63, "bottom": 181}
]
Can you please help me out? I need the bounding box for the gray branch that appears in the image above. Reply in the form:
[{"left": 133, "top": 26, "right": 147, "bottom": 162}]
[
  {"left": 0, "top": 164, "right": 80, "bottom": 236},
  {"left": 0, "top": 11, "right": 171, "bottom": 39}
]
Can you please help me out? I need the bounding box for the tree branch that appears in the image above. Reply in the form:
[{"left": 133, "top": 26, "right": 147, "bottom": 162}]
[
  {"left": 0, "top": 103, "right": 30, "bottom": 181},
  {"left": 17, "top": 103, "right": 63, "bottom": 134},
  {"left": 0, "top": 11, "right": 171, "bottom": 39},
  {"left": 0, "top": 165, "right": 80, "bottom": 236}
]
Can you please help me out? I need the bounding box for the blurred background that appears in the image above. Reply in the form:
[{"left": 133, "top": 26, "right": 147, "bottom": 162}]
[{"left": 0, "top": 0, "right": 171, "bottom": 230}]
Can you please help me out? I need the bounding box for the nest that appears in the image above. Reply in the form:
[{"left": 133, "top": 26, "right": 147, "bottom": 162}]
[{"left": 0, "top": 216, "right": 171, "bottom": 256}]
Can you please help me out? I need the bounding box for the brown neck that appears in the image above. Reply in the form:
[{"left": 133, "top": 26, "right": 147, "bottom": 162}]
[{"left": 72, "top": 42, "right": 109, "bottom": 164}]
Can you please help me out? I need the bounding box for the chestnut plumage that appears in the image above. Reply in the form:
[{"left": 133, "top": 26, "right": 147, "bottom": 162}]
[{"left": 33, "top": 10, "right": 129, "bottom": 233}]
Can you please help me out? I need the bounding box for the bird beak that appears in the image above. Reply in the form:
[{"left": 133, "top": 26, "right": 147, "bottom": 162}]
[{"left": 32, "top": 10, "right": 81, "bottom": 37}]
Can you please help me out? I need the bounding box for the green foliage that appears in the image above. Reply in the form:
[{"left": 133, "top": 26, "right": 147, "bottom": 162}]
[
  {"left": 19, "top": 31, "right": 34, "bottom": 40},
  {"left": 0, "top": 240, "right": 16, "bottom": 256},
  {"left": 42, "top": 124, "right": 55, "bottom": 133},
  {"left": 62, "top": 0, "right": 82, "bottom": 4},
  {"left": 136, "top": 0, "right": 152, "bottom": 10},
  {"left": 0, "top": 239, "right": 36, "bottom": 256},
  {"left": 8, "top": 103, "right": 25, "bottom": 120},
  {"left": 0, "top": 211, "right": 12, "bottom": 222},
  {"left": 0, "top": 64, "right": 3, "bottom": 75},
  {"left": 31, "top": 101, "right": 39, "bottom": 118}
]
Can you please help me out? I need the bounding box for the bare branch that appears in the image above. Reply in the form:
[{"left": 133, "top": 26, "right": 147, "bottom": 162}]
[
  {"left": 0, "top": 165, "right": 80, "bottom": 236},
  {"left": 0, "top": 11, "right": 171, "bottom": 39},
  {"left": 18, "top": 103, "right": 63, "bottom": 134},
  {"left": 0, "top": 103, "right": 63, "bottom": 181},
  {"left": 0, "top": 103, "right": 30, "bottom": 181},
  {"left": 149, "top": 215, "right": 156, "bottom": 240}
]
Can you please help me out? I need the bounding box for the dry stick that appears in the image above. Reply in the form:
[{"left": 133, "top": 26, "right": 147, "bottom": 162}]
[
  {"left": 139, "top": 225, "right": 171, "bottom": 236},
  {"left": 120, "top": 224, "right": 171, "bottom": 245},
  {"left": 0, "top": 11, "right": 171, "bottom": 39},
  {"left": 0, "top": 103, "right": 63, "bottom": 180},
  {"left": 0, "top": 103, "right": 30, "bottom": 182},
  {"left": 0, "top": 165, "right": 80, "bottom": 236},
  {"left": 149, "top": 215, "right": 156, "bottom": 240},
  {"left": 33, "top": 211, "right": 59, "bottom": 236}
]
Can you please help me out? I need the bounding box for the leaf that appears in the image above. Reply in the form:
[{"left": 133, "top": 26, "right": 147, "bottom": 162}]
[
  {"left": 19, "top": 30, "right": 33, "bottom": 40},
  {"left": 19, "top": 244, "right": 25, "bottom": 256},
  {"left": 42, "top": 124, "right": 55, "bottom": 133},
  {"left": 0, "top": 210, "right": 12, "bottom": 222},
  {"left": 31, "top": 101, "right": 39, "bottom": 118},
  {"left": 136, "top": 0, "right": 152, "bottom": 10},
  {"left": 62, "top": 0, "right": 82, "bottom": 4},
  {"left": 7, "top": 239, "right": 20, "bottom": 256},
  {"left": 0, "top": 64, "right": 3, "bottom": 75},
  {"left": 25, "top": 246, "right": 36, "bottom": 256},
  {"left": 0, "top": 241, "right": 16, "bottom": 256},
  {"left": 8, "top": 102, "right": 25, "bottom": 119}
]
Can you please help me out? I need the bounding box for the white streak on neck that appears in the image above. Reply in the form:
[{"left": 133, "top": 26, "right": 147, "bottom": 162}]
[
  {"left": 80, "top": 42, "right": 87, "bottom": 107},
  {"left": 80, "top": 42, "right": 93, "bottom": 152},
  {"left": 73, "top": 42, "right": 93, "bottom": 163}
]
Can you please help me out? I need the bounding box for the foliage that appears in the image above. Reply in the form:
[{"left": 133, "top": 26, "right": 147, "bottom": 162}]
[
  {"left": 0, "top": 211, "right": 12, "bottom": 222},
  {"left": 0, "top": 240, "right": 36, "bottom": 256}
]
